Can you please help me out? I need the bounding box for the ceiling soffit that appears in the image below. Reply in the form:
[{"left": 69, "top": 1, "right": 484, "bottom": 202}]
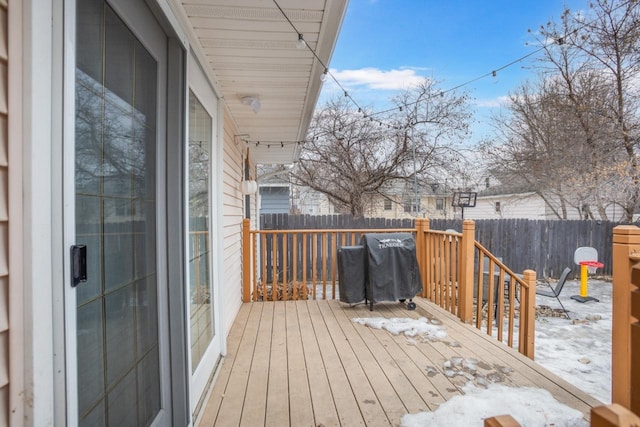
[{"left": 177, "top": 0, "right": 348, "bottom": 164}]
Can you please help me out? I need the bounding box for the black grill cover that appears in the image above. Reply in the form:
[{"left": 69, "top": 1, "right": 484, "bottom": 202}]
[
  {"left": 337, "top": 246, "right": 366, "bottom": 303},
  {"left": 360, "top": 233, "right": 422, "bottom": 302}
]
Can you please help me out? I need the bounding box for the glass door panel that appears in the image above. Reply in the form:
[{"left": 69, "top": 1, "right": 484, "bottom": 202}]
[
  {"left": 188, "top": 91, "right": 214, "bottom": 372},
  {"left": 75, "top": 1, "right": 162, "bottom": 425}
]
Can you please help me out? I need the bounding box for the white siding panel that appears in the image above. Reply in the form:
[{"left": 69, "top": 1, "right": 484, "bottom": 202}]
[
  {"left": 221, "top": 109, "right": 243, "bottom": 336},
  {"left": 1, "top": 0, "right": 8, "bottom": 423}
]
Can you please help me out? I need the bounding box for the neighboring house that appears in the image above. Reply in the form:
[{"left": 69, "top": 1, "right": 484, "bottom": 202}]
[
  {"left": 373, "top": 192, "right": 455, "bottom": 219},
  {"left": 365, "top": 182, "right": 456, "bottom": 219},
  {"left": 289, "top": 181, "right": 457, "bottom": 219},
  {"left": 5, "top": 1, "right": 347, "bottom": 426},
  {"left": 465, "top": 190, "right": 629, "bottom": 221},
  {"left": 257, "top": 167, "right": 293, "bottom": 215},
  {"left": 293, "top": 186, "right": 334, "bottom": 215},
  {"left": 466, "top": 191, "right": 559, "bottom": 219},
  {"left": 259, "top": 183, "right": 291, "bottom": 214}
]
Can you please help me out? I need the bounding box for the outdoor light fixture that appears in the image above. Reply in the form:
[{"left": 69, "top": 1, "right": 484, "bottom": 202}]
[
  {"left": 241, "top": 95, "right": 261, "bottom": 113},
  {"left": 241, "top": 180, "right": 258, "bottom": 195},
  {"left": 296, "top": 33, "right": 306, "bottom": 49},
  {"left": 320, "top": 68, "right": 328, "bottom": 81}
]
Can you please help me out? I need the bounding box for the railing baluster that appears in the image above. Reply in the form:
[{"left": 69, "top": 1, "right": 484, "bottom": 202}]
[
  {"left": 332, "top": 232, "right": 337, "bottom": 300},
  {"left": 507, "top": 277, "right": 515, "bottom": 347},
  {"left": 486, "top": 258, "right": 495, "bottom": 335},
  {"left": 322, "top": 232, "right": 327, "bottom": 299},
  {"left": 283, "top": 232, "right": 288, "bottom": 301},
  {"left": 272, "top": 233, "right": 278, "bottom": 301},
  {"left": 302, "top": 232, "right": 307, "bottom": 299},
  {"left": 476, "top": 252, "right": 484, "bottom": 330},
  {"left": 292, "top": 233, "right": 298, "bottom": 300},
  {"left": 497, "top": 270, "right": 505, "bottom": 342},
  {"left": 312, "top": 233, "right": 317, "bottom": 300},
  {"left": 261, "top": 233, "right": 267, "bottom": 301}
]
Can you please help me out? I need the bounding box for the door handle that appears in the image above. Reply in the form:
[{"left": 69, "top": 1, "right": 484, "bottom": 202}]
[{"left": 71, "top": 244, "right": 87, "bottom": 287}]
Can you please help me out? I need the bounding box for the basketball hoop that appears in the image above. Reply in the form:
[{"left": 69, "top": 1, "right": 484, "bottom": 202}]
[{"left": 580, "top": 261, "right": 604, "bottom": 275}]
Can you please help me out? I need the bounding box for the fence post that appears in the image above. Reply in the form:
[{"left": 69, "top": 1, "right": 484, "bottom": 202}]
[
  {"left": 415, "top": 218, "right": 428, "bottom": 297},
  {"left": 611, "top": 225, "right": 640, "bottom": 411},
  {"left": 242, "top": 218, "right": 251, "bottom": 303},
  {"left": 459, "top": 220, "right": 475, "bottom": 324},
  {"left": 518, "top": 269, "right": 536, "bottom": 359}
]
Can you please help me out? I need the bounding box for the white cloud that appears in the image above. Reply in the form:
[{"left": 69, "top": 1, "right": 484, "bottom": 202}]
[
  {"left": 330, "top": 67, "right": 425, "bottom": 90},
  {"left": 475, "top": 96, "right": 511, "bottom": 108}
]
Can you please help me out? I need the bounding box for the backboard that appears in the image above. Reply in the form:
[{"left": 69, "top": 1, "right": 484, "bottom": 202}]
[
  {"left": 574, "top": 246, "right": 598, "bottom": 265},
  {"left": 451, "top": 191, "right": 477, "bottom": 208}
]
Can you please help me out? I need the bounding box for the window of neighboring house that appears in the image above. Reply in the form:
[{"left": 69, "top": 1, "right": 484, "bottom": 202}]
[
  {"left": 495, "top": 201, "right": 501, "bottom": 213},
  {"left": 403, "top": 198, "right": 420, "bottom": 213},
  {"left": 384, "top": 199, "right": 392, "bottom": 211},
  {"left": 436, "top": 198, "right": 444, "bottom": 211}
]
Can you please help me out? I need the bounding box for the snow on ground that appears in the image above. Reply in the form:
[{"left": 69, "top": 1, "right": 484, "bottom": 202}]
[
  {"left": 533, "top": 278, "right": 612, "bottom": 405},
  {"left": 401, "top": 383, "right": 588, "bottom": 427},
  {"left": 351, "top": 276, "right": 613, "bottom": 426}
]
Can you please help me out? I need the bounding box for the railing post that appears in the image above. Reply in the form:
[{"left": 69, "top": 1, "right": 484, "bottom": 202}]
[
  {"left": 415, "top": 218, "right": 429, "bottom": 297},
  {"left": 591, "top": 403, "right": 640, "bottom": 427},
  {"left": 519, "top": 269, "right": 536, "bottom": 359},
  {"left": 242, "top": 218, "right": 251, "bottom": 303},
  {"left": 484, "top": 415, "right": 521, "bottom": 427},
  {"left": 458, "top": 220, "right": 475, "bottom": 323},
  {"left": 611, "top": 225, "right": 640, "bottom": 411}
]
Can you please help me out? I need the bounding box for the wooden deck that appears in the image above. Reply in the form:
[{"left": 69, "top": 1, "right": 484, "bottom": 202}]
[{"left": 196, "top": 298, "right": 601, "bottom": 427}]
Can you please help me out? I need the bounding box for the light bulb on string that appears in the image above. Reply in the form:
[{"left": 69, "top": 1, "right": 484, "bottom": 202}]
[
  {"left": 296, "top": 33, "right": 306, "bottom": 49},
  {"left": 320, "top": 68, "right": 328, "bottom": 81}
]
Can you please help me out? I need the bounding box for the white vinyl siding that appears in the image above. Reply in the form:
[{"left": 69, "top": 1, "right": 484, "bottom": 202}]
[
  {"left": 0, "top": 1, "right": 8, "bottom": 424},
  {"left": 221, "top": 108, "right": 244, "bottom": 336}
]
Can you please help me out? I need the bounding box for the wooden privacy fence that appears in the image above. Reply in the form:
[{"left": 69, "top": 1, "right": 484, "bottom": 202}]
[
  {"left": 242, "top": 218, "right": 537, "bottom": 358},
  {"left": 429, "top": 218, "right": 617, "bottom": 278}
]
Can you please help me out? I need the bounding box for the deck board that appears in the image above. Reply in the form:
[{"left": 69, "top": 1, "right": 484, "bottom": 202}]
[
  {"left": 265, "top": 302, "right": 289, "bottom": 426},
  {"left": 318, "top": 300, "right": 395, "bottom": 426},
  {"left": 297, "top": 301, "right": 340, "bottom": 427},
  {"left": 197, "top": 298, "right": 600, "bottom": 426},
  {"left": 284, "top": 301, "right": 314, "bottom": 427},
  {"left": 198, "top": 303, "right": 252, "bottom": 424},
  {"left": 239, "top": 302, "right": 273, "bottom": 427},
  {"left": 307, "top": 300, "right": 367, "bottom": 426},
  {"left": 328, "top": 300, "right": 428, "bottom": 415}
]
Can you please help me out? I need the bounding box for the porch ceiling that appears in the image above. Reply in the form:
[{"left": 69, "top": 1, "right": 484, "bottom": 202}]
[{"left": 175, "top": 0, "right": 348, "bottom": 164}]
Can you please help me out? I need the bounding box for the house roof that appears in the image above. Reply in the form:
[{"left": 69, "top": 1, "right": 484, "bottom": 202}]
[{"left": 173, "top": 0, "right": 348, "bottom": 164}]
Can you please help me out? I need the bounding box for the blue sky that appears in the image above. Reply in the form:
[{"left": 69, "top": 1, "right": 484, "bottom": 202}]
[{"left": 319, "top": 0, "right": 586, "bottom": 143}]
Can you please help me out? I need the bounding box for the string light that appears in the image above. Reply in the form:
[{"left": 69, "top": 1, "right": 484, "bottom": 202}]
[
  {"left": 249, "top": 140, "right": 305, "bottom": 148},
  {"left": 272, "top": 0, "right": 630, "bottom": 141},
  {"left": 296, "top": 33, "right": 306, "bottom": 49}
]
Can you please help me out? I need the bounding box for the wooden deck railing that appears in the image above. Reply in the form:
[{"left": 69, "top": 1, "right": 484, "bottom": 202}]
[
  {"left": 414, "top": 218, "right": 536, "bottom": 358},
  {"left": 241, "top": 218, "right": 536, "bottom": 358},
  {"left": 242, "top": 218, "right": 413, "bottom": 302},
  {"left": 488, "top": 225, "right": 640, "bottom": 427}
]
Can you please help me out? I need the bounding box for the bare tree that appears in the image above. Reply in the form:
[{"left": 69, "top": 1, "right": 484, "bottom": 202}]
[
  {"left": 293, "top": 80, "right": 471, "bottom": 216},
  {"left": 483, "top": 0, "right": 640, "bottom": 221}
]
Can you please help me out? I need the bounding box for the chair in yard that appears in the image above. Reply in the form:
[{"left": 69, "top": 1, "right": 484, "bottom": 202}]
[{"left": 536, "top": 267, "right": 571, "bottom": 319}]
